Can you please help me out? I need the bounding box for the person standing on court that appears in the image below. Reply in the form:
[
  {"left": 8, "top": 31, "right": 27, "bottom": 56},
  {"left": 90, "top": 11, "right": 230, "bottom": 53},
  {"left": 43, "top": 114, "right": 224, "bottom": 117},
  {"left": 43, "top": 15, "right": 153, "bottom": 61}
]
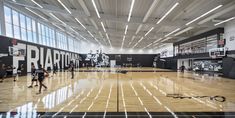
[
  {"left": 180, "top": 64, "right": 185, "bottom": 72},
  {"left": 0, "top": 64, "right": 6, "bottom": 83},
  {"left": 69, "top": 61, "right": 74, "bottom": 79},
  {"left": 36, "top": 64, "right": 48, "bottom": 94},
  {"left": 28, "top": 62, "right": 38, "bottom": 88},
  {"left": 52, "top": 64, "right": 57, "bottom": 76}
]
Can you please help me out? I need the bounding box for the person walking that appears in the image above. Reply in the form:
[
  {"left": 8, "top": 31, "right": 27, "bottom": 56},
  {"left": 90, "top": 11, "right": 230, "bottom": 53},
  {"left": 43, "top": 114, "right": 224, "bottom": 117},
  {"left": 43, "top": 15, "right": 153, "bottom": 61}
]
[
  {"left": 70, "top": 61, "right": 74, "bottom": 79},
  {"left": 36, "top": 64, "right": 48, "bottom": 94},
  {"left": 28, "top": 63, "right": 38, "bottom": 88}
]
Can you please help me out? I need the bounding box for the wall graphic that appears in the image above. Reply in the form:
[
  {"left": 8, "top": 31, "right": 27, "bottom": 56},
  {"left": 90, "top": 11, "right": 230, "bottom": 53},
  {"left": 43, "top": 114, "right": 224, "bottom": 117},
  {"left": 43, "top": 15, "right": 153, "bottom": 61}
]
[
  {"left": 0, "top": 36, "right": 80, "bottom": 74},
  {"left": 80, "top": 54, "right": 157, "bottom": 67},
  {"left": 84, "top": 49, "right": 109, "bottom": 67}
]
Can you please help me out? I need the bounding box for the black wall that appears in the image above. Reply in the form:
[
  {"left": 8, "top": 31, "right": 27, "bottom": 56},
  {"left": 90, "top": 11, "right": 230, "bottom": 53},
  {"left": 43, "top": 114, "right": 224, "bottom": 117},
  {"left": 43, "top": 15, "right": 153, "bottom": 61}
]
[
  {"left": 156, "top": 57, "right": 177, "bottom": 70},
  {"left": 0, "top": 35, "right": 80, "bottom": 75},
  {"left": 79, "top": 54, "right": 157, "bottom": 67},
  {"left": 222, "top": 57, "right": 235, "bottom": 79}
]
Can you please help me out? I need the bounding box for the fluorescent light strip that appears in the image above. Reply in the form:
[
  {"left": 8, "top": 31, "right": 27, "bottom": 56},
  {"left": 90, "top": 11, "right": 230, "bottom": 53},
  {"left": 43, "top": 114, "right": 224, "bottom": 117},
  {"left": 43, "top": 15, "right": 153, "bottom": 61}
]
[
  {"left": 88, "top": 31, "right": 94, "bottom": 37},
  {"left": 153, "top": 43, "right": 159, "bottom": 46},
  {"left": 186, "top": 5, "right": 223, "bottom": 25},
  {"left": 214, "top": 17, "right": 235, "bottom": 26},
  {"left": 75, "top": 18, "right": 86, "bottom": 29},
  {"left": 25, "top": 7, "right": 48, "bottom": 21},
  {"left": 121, "top": 35, "right": 125, "bottom": 49},
  {"left": 31, "top": 0, "right": 43, "bottom": 8},
  {"left": 174, "top": 27, "right": 194, "bottom": 36},
  {"left": 69, "top": 27, "right": 76, "bottom": 32},
  {"left": 153, "top": 38, "right": 162, "bottom": 43},
  {"left": 124, "top": 25, "right": 128, "bottom": 34},
  {"left": 101, "top": 22, "right": 106, "bottom": 32},
  {"left": 132, "top": 37, "right": 143, "bottom": 48},
  {"left": 137, "top": 37, "right": 144, "bottom": 44},
  {"left": 157, "top": 2, "right": 179, "bottom": 24},
  {"left": 108, "top": 39, "right": 112, "bottom": 47},
  {"left": 128, "top": 0, "right": 135, "bottom": 22},
  {"left": 165, "top": 28, "right": 180, "bottom": 37},
  {"left": 128, "top": 36, "right": 135, "bottom": 45},
  {"left": 58, "top": 0, "right": 72, "bottom": 14},
  {"left": 146, "top": 43, "right": 152, "bottom": 47},
  {"left": 49, "top": 13, "right": 66, "bottom": 25},
  {"left": 94, "top": 38, "right": 99, "bottom": 42},
  {"left": 143, "top": 43, "right": 153, "bottom": 49},
  {"left": 161, "top": 37, "right": 172, "bottom": 42},
  {"left": 145, "top": 27, "right": 154, "bottom": 36},
  {"left": 80, "top": 35, "right": 89, "bottom": 42},
  {"left": 106, "top": 33, "right": 109, "bottom": 39},
  {"left": 92, "top": 0, "right": 100, "bottom": 18}
]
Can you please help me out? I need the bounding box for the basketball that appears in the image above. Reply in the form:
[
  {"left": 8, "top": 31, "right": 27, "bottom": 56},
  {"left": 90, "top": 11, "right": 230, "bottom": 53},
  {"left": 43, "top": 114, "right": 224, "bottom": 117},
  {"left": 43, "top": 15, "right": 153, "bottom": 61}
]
[{"left": 45, "top": 73, "right": 49, "bottom": 77}]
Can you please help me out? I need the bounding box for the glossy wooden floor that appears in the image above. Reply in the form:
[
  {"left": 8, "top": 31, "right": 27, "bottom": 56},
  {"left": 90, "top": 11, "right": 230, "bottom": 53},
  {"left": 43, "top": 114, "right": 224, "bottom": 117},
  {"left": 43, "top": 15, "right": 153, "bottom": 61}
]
[{"left": 0, "top": 67, "right": 235, "bottom": 117}]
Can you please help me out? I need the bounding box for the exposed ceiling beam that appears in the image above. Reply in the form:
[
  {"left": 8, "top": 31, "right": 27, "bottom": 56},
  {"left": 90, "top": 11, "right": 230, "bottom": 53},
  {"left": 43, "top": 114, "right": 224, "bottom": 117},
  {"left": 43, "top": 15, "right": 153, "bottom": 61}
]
[
  {"left": 5, "top": 0, "right": 190, "bottom": 27},
  {"left": 78, "top": 0, "right": 90, "bottom": 16}
]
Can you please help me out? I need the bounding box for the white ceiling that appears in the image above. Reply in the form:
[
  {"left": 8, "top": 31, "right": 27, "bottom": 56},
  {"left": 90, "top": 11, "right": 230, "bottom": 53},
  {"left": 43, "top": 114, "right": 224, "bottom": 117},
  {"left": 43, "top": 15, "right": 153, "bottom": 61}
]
[{"left": 6, "top": 0, "right": 235, "bottom": 50}]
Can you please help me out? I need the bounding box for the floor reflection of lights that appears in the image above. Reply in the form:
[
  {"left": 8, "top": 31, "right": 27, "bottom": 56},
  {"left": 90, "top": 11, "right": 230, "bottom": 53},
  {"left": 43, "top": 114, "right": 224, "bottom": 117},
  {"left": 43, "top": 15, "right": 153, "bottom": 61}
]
[{"left": 0, "top": 68, "right": 235, "bottom": 117}]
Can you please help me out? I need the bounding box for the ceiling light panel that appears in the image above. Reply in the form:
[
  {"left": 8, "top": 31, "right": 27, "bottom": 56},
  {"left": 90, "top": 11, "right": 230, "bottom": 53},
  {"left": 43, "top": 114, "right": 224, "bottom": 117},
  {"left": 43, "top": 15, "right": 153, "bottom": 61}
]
[
  {"left": 186, "top": 5, "right": 223, "bottom": 25},
  {"left": 75, "top": 18, "right": 86, "bottom": 29},
  {"left": 128, "top": 0, "right": 135, "bottom": 22},
  {"left": 174, "top": 27, "right": 194, "bottom": 36},
  {"left": 124, "top": 25, "right": 128, "bottom": 34},
  {"left": 92, "top": 0, "right": 100, "bottom": 18},
  {"left": 145, "top": 27, "right": 154, "bottom": 36},
  {"left": 49, "top": 13, "right": 66, "bottom": 25},
  {"left": 157, "top": 2, "right": 179, "bottom": 24},
  {"left": 214, "top": 17, "right": 235, "bottom": 26},
  {"left": 25, "top": 7, "right": 47, "bottom": 21},
  {"left": 58, "top": 0, "right": 72, "bottom": 14},
  {"left": 31, "top": 0, "right": 43, "bottom": 8},
  {"left": 101, "top": 22, "right": 106, "bottom": 32},
  {"left": 165, "top": 28, "right": 180, "bottom": 37}
]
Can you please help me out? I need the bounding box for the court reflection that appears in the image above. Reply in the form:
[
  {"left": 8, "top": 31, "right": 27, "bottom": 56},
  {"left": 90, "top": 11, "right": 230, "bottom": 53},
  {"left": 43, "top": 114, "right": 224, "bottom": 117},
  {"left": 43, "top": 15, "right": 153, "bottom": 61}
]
[{"left": 0, "top": 68, "right": 235, "bottom": 117}]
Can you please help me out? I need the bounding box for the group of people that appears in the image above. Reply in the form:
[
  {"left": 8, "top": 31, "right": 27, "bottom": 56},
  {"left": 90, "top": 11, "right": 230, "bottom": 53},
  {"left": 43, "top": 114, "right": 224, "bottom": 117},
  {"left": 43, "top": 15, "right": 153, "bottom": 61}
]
[
  {"left": 0, "top": 64, "right": 24, "bottom": 82},
  {"left": 28, "top": 61, "right": 75, "bottom": 94},
  {"left": 0, "top": 61, "right": 75, "bottom": 94}
]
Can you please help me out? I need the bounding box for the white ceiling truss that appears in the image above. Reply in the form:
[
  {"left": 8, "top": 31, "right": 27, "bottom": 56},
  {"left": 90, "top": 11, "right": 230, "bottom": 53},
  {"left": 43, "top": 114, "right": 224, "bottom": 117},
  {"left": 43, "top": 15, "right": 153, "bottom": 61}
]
[{"left": 5, "top": 0, "right": 235, "bottom": 49}]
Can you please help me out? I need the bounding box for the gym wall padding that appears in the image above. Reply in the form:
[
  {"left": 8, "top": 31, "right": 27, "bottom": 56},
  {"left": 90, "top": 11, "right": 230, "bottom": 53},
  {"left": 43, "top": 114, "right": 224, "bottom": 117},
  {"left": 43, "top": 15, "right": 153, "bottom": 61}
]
[
  {"left": 156, "top": 57, "right": 177, "bottom": 70},
  {"left": 222, "top": 57, "right": 235, "bottom": 79},
  {"left": 0, "top": 35, "right": 80, "bottom": 75}
]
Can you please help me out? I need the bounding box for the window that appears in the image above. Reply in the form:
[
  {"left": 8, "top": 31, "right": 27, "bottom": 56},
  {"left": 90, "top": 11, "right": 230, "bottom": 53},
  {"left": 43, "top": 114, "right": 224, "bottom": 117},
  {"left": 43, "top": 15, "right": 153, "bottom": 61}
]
[
  {"left": 4, "top": 6, "right": 13, "bottom": 37},
  {"left": 12, "top": 10, "right": 20, "bottom": 39},
  {"left": 68, "top": 37, "right": 74, "bottom": 52},
  {"left": 3, "top": 5, "right": 80, "bottom": 52},
  {"left": 74, "top": 40, "right": 79, "bottom": 52},
  {"left": 56, "top": 31, "right": 67, "bottom": 50},
  {"left": 38, "top": 22, "right": 55, "bottom": 47},
  {"left": 32, "top": 20, "right": 37, "bottom": 43},
  {"left": 20, "top": 14, "right": 27, "bottom": 40},
  {"left": 26, "top": 17, "right": 33, "bottom": 42}
]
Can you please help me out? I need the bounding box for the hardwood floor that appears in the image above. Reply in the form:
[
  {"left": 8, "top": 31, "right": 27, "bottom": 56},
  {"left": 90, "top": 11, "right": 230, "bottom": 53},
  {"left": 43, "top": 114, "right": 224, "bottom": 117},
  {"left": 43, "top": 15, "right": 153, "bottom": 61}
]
[{"left": 0, "top": 67, "right": 235, "bottom": 117}]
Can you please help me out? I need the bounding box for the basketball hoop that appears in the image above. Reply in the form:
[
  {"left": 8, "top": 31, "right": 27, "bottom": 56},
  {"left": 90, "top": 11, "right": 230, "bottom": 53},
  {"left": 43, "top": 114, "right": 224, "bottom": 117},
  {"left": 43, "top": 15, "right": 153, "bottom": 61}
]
[
  {"left": 8, "top": 46, "right": 26, "bottom": 57},
  {"left": 209, "top": 47, "right": 226, "bottom": 59}
]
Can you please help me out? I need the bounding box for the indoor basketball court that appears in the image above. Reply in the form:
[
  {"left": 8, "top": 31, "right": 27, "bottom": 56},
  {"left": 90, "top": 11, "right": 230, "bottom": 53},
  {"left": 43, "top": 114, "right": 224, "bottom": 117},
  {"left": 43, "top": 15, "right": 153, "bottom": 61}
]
[{"left": 0, "top": 0, "right": 235, "bottom": 117}]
